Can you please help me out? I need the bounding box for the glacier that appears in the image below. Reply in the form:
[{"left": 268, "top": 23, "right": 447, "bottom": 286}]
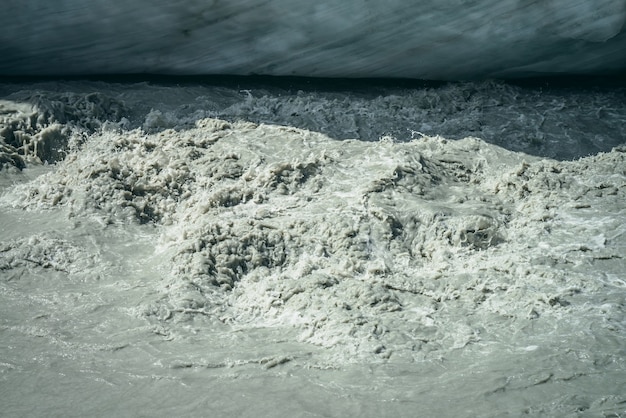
[{"left": 1, "top": 0, "right": 625, "bottom": 79}]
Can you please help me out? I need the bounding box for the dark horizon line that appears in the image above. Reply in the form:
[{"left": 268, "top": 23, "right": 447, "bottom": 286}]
[{"left": 1, "top": 72, "right": 626, "bottom": 91}]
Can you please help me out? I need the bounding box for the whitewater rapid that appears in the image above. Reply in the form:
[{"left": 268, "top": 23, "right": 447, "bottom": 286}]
[{"left": 1, "top": 77, "right": 625, "bottom": 417}]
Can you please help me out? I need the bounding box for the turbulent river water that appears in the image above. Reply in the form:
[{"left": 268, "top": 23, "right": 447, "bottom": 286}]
[{"left": 1, "top": 76, "right": 625, "bottom": 417}]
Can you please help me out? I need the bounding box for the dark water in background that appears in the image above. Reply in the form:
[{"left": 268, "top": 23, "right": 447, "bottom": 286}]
[{"left": 1, "top": 73, "right": 626, "bottom": 160}]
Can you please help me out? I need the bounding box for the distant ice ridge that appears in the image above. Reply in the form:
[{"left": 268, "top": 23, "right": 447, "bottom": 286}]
[{"left": 1, "top": 0, "right": 625, "bottom": 78}]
